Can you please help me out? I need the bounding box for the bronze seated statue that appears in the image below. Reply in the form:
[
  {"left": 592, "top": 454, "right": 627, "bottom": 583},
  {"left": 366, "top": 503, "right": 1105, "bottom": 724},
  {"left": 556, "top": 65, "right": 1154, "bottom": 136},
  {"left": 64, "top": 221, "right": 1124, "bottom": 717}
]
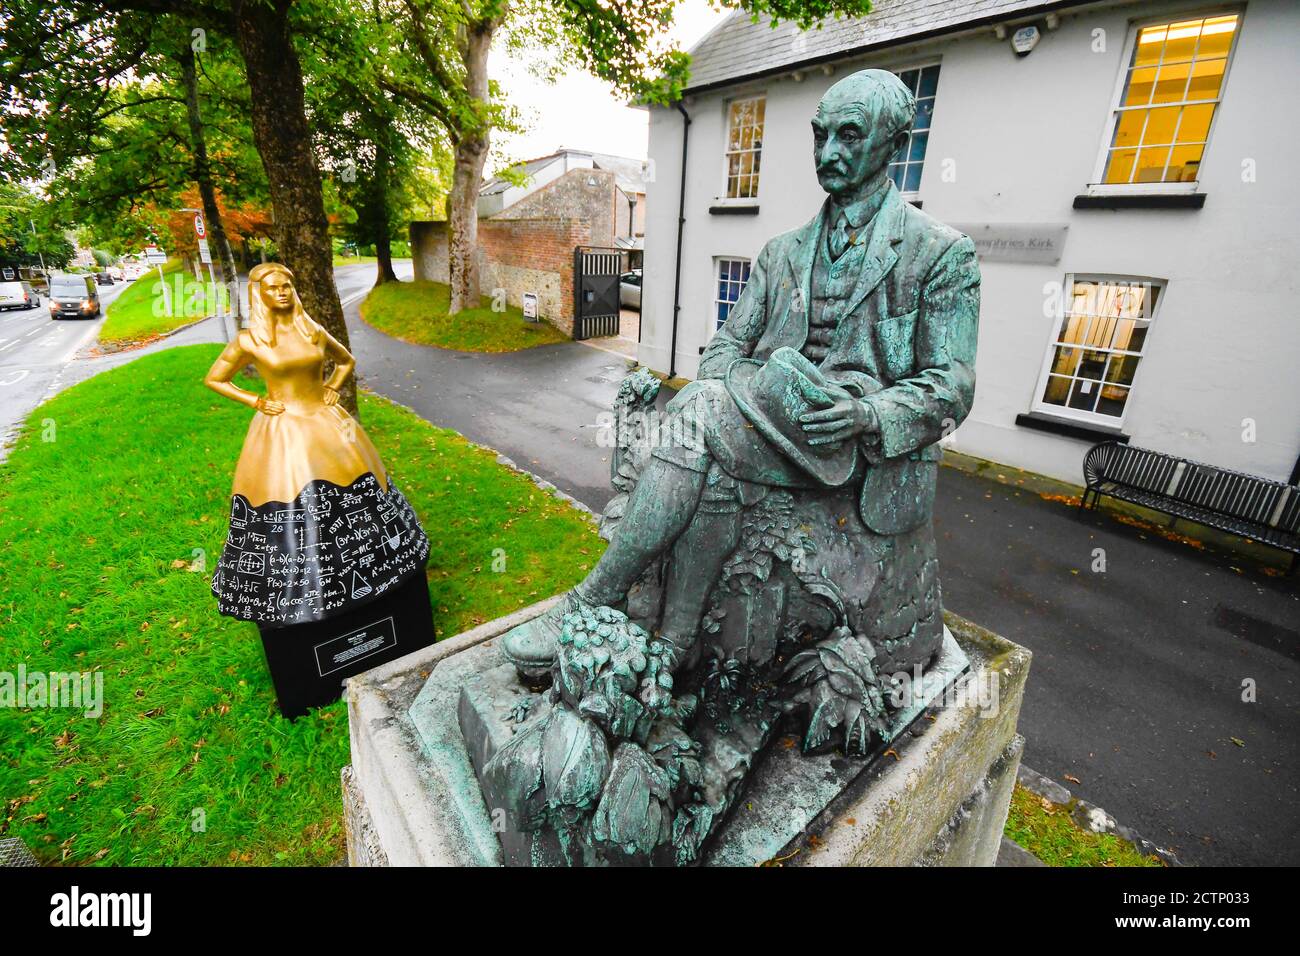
[{"left": 471, "top": 69, "right": 981, "bottom": 865}]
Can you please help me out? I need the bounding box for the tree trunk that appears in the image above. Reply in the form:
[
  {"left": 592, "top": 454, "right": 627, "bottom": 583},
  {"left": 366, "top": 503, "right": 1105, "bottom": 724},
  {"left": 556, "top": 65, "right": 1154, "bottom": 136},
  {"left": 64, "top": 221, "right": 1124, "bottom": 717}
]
[
  {"left": 447, "top": 22, "right": 494, "bottom": 315},
  {"left": 231, "top": 0, "right": 355, "bottom": 414},
  {"left": 179, "top": 43, "right": 241, "bottom": 328},
  {"left": 372, "top": 145, "right": 398, "bottom": 286}
]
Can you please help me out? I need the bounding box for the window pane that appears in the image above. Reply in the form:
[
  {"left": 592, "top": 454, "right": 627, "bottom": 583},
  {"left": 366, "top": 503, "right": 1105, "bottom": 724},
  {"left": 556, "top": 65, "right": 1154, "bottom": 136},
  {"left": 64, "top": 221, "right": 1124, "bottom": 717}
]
[
  {"left": 1043, "top": 375, "right": 1071, "bottom": 405},
  {"left": 1141, "top": 105, "right": 1180, "bottom": 145},
  {"left": 898, "top": 69, "right": 918, "bottom": 92},
  {"left": 888, "top": 165, "right": 905, "bottom": 190},
  {"left": 914, "top": 98, "right": 934, "bottom": 131},
  {"left": 1103, "top": 148, "right": 1137, "bottom": 184},
  {"left": 1123, "top": 67, "right": 1157, "bottom": 107},
  {"left": 1050, "top": 346, "right": 1081, "bottom": 376},
  {"left": 1077, "top": 350, "right": 1108, "bottom": 379},
  {"left": 1105, "top": 354, "right": 1140, "bottom": 387},
  {"left": 1187, "top": 57, "right": 1226, "bottom": 100},
  {"left": 1167, "top": 144, "right": 1204, "bottom": 182},
  {"left": 1177, "top": 103, "right": 1214, "bottom": 143},
  {"left": 1162, "top": 19, "right": 1203, "bottom": 62},
  {"left": 1133, "top": 27, "right": 1166, "bottom": 66},
  {"left": 1095, "top": 385, "right": 1130, "bottom": 418},
  {"left": 1152, "top": 61, "right": 1191, "bottom": 104},
  {"left": 904, "top": 163, "right": 922, "bottom": 193},
  {"left": 1197, "top": 16, "right": 1238, "bottom": 58},
  {"left": 1068, "top": 378, "right": 1099, "bottom": 411},
  {"left": 909, "top": 130, "right": 929, "bottom": 162},
  {"left": 1133, "top": 146, "right": 1170, "bottom": 182},
  {"left": 1056, "top": 312, "right": 1090, "bottom": 345},
  {"left": 1126, "top": 324, "right": 1149, "bottom": 354},
  {"left": 918, "top": 65, "right": 940, "bottom": 98},
  {"left": 1110, "top": 109, "right": 1145, "bottom": 149}
]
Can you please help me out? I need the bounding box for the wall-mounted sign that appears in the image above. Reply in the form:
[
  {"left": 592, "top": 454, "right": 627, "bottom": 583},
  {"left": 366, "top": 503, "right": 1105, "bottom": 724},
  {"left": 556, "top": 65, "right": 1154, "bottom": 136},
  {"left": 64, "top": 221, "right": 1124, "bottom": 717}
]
[
  {"left": 950, "top": 223, "right": 1068, "bottom": 264},
  {"left": 522, "top": 291, "right": 539, "bottom": 321}
]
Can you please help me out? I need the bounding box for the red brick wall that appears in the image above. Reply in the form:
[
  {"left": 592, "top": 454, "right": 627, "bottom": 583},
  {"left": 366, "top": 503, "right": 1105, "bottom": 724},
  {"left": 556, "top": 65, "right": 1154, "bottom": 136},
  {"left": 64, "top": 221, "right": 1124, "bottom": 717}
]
[{"left": 409, "top": 217, "right": 591, "bottom": 335}]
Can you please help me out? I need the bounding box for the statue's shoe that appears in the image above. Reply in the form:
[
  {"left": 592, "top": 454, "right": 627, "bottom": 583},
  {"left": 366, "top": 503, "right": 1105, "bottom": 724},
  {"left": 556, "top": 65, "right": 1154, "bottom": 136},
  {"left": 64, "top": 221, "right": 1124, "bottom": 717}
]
[{"left": 501, "top": 591, "right": 582, "bottom": 684}]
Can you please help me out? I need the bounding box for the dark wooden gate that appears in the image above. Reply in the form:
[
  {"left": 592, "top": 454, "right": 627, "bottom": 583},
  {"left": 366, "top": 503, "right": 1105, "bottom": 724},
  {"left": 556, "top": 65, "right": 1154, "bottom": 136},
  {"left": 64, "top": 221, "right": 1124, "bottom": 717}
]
[{"left": 573, "top": 246, "right": 625, "bottom": 340}]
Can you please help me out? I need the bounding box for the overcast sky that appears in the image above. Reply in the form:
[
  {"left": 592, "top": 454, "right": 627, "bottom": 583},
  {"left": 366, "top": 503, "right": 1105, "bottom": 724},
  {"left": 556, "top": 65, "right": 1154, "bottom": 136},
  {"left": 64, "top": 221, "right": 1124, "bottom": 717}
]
[{"left": 489, "top": 1, "right": 730, "bottom": 170}]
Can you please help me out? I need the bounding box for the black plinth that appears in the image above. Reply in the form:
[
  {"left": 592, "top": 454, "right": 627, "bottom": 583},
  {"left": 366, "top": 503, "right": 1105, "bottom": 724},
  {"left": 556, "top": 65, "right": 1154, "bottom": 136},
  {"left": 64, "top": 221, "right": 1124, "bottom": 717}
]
[{"left": 257, "top": 570, "right": 435, "bottom": 720}]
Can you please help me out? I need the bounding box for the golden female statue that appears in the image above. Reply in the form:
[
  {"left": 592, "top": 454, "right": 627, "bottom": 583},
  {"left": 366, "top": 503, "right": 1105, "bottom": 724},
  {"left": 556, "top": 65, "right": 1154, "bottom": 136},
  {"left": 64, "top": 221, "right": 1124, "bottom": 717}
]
[{"left": 205, "top": 263, "right": 429, "bottom": 627}]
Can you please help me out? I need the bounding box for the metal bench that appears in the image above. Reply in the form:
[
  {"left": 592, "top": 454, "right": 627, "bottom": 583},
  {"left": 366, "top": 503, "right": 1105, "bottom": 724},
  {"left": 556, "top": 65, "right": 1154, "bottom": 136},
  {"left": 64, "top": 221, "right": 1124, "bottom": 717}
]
[{"left": 1081, "top": 441, "right": 1300, "bottom": 568}]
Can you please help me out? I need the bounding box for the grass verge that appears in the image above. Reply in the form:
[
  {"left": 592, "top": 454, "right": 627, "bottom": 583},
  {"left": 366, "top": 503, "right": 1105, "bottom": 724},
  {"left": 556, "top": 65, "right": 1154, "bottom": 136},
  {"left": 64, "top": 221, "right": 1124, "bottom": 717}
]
[
  {"left": 1004, "top": 783, "right": 1164, "bottom": 866},
  {"left": 0, "top": 343, "right": 604, "bottom": 865},
  {"left": 100, "top": 264, "right": 228, "bottom": 346},
  {"left": 361, "top": 279, "right": 569, "bottom": 352}
]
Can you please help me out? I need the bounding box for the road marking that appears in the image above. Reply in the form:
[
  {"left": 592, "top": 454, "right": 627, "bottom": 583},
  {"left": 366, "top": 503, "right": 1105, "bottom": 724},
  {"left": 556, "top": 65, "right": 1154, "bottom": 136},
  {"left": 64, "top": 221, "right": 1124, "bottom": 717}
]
[{"left": 0, "top": 369, "right": 29, "bottom": 386}]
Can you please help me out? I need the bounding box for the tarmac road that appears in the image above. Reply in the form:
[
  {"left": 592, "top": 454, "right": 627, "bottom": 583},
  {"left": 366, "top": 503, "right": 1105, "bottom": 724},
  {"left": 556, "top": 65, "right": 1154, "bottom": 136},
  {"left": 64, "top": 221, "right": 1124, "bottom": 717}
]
[{"left": 0, "top": 279, "right": 127, "bottom": 457}]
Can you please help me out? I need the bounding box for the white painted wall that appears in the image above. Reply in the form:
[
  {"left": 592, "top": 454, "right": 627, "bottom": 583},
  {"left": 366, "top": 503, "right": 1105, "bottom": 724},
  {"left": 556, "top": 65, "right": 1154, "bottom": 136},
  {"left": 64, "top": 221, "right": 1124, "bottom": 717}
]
[{"left": 641, "top": 0, "right": 1300, "bottom": 485}]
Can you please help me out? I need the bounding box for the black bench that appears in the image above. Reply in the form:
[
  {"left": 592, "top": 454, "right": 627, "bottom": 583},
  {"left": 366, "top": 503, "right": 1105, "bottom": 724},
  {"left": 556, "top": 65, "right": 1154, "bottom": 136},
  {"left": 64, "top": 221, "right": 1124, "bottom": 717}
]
[{"left": 1081, "top": 441, "right": 1300, "bottom": 567}]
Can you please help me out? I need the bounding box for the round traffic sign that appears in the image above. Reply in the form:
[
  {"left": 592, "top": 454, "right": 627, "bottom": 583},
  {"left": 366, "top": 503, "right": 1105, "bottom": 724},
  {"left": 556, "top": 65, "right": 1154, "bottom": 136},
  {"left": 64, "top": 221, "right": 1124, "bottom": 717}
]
[{"left": 194, "top": 212, "right": 206, "bottom": 238}]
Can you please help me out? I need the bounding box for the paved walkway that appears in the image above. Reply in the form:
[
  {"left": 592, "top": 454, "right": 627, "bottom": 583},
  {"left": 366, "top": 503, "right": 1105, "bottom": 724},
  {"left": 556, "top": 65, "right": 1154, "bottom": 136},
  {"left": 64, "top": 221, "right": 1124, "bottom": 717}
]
[{"left": 339, "top": 265, "right": 1299, "bottom": 867}]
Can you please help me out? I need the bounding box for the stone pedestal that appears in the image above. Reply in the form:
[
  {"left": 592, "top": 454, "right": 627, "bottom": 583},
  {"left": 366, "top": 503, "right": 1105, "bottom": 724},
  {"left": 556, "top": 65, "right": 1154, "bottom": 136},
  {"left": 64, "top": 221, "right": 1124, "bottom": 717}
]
[{"left": 343, "top": 598, "right": 1030, "bottom": 867}]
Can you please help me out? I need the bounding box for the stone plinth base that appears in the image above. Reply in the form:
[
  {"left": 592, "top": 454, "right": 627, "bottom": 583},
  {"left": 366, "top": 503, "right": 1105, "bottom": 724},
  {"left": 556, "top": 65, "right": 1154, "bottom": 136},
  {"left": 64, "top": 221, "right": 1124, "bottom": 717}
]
[{"left": 343, "top": 598, "right": 1030, "bottom": 866}]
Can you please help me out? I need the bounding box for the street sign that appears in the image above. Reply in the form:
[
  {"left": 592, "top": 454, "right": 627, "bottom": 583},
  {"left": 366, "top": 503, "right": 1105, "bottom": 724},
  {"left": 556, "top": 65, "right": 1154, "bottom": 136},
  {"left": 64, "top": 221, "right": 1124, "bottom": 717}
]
[
  {"left": 197, "top": 238, "right": 212, "bottom": 265},
  {"left": 522, "top": 292, "right": 539, "bottom": 321},
  {"left": 145, "top": 245, "right": 167, "bottom": 266},
  {"left": 193, "top": 212, "right": 206, "bottom": 239}
]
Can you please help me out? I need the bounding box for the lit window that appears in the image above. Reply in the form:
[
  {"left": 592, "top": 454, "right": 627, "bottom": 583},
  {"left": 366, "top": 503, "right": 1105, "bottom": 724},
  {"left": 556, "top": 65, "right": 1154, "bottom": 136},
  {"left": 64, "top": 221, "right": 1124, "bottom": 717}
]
[
  {"left": 888, "top": 64, "right": 940, "bottom": 195},
  {"left": 714, "top": 258, "right": 751, "bottom": 330},
  {"left": 724, "top": 97, "right": 765, "bottom": 200},
  {"left": 1100, "top": 13, "right": 1239, "bottom": 186},
  {"left": 1033, "top": 276, "right": 1164, "bottom": 424}
]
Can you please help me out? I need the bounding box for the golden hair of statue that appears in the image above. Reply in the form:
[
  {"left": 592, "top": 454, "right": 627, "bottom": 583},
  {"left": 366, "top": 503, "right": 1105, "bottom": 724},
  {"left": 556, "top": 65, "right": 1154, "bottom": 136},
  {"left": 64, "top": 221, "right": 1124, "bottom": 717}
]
[{"left": 204, "top": 262, "right": 388, "bottom": 506}]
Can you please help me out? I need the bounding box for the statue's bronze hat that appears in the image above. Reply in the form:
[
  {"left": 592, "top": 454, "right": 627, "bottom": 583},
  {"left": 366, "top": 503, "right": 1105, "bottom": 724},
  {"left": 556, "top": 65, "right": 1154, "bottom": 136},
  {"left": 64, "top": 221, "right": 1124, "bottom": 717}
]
[{"left": 724, "top": 346, "right": 859, "bottom": 487}]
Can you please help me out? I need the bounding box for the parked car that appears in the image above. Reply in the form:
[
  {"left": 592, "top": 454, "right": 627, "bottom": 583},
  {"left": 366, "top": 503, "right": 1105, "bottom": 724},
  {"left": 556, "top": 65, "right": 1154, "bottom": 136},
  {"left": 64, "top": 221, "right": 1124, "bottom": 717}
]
[
  {"left": 95, "top": 271, "right": 115, "bottom": 285},
  {"left": 48, "top": 275, "right": 101, "bottom": 320},
  {"left": 619, "top": 269, "right": 642, "bottom": 310},
  {"left": 0, "top": 281, "right": 41, "bottom": 311}
]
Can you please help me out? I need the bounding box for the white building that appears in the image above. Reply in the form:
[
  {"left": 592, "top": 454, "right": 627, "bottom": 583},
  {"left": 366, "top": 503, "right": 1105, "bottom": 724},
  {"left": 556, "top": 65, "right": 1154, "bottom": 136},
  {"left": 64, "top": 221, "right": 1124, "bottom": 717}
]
[{"left": 638, "top": 0, "right": 1300, "bottom": 486}]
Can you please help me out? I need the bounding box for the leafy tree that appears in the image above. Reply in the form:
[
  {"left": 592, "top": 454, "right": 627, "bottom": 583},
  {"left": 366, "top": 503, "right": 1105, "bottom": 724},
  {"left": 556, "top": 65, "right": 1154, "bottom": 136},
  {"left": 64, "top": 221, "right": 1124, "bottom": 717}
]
[
  {"left": 0, "top": 182, "right": 75, "bottom": 270},
  {"left": 375, "top": 0, "right": 874, "bottom": 315}
]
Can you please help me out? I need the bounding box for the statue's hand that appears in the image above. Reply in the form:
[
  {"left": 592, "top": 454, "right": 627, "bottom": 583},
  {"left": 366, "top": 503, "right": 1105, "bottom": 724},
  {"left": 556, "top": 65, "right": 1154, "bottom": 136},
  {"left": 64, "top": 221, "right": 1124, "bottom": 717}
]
[
  {"left": 256, "top": 396, "right": 285, "bottom": 416},
  {"left": 322, "top": 386, "right": 340, "bottom": 407},
  {"left": 800, "top": 398, "right": 875, "bottom": 447}
]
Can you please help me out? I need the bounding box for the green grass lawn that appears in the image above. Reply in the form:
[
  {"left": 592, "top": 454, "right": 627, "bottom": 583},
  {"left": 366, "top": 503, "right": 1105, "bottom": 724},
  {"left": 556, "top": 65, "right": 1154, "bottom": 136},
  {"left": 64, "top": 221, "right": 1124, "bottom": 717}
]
[
  {"left": 332, "top": 255, "right": 378, "bottom": 267},
  {"left": 1004, "top": 783, "right": 1164, "bottom": 867},
  {"left": 100, "top": 263, "right": 228, "bottom": 346},
  {"left": 0, "top": 344, "right": 604, "bottom": 865},
  {"left": 361, "top": 279, "right": 569, "bottom": 352}
]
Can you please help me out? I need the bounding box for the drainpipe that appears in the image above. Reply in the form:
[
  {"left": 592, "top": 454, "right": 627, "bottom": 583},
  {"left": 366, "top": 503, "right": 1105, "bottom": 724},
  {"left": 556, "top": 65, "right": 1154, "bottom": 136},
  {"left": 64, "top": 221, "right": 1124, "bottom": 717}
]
[{"left": 668, "top": 101, "right": 691, "bottom": 379}]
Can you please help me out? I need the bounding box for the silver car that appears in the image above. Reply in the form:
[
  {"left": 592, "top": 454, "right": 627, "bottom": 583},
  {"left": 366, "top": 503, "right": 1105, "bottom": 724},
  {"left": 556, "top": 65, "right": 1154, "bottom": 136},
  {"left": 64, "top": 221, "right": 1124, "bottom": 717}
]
[{"left": 619, "top": 270, "right": 642, "bottom": 310}]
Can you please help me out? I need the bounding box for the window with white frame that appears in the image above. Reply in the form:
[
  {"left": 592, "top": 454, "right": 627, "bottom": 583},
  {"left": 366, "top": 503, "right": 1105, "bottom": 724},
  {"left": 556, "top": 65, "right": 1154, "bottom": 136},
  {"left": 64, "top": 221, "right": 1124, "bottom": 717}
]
[
  {"left": 714, "top": 258, "right": 752, "bottom": 330},
  {"left": 1097, "top": 12, "right": 1240, "bottom": 187},
  {"left": 1033, "top": 275, "right": 1164, "bottom": 424},
  {"left": 888, "top": 64, "right": 940, "bottom": 195},
  {"left": 723, "top": 96, "right": 765, "bottom": 200}
]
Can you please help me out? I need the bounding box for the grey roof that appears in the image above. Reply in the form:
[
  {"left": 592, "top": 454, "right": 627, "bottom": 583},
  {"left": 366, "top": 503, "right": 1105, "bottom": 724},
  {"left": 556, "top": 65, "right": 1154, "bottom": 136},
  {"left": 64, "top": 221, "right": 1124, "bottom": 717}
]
[
  {"left": 480, "top": 154, "right": 561, "bottom": 196},
  {"left": 481, "top": 148, "right": 648, "bottom": 197},
  {"left": 684, "top": 0, "right": 1094, "bottom": 92}
]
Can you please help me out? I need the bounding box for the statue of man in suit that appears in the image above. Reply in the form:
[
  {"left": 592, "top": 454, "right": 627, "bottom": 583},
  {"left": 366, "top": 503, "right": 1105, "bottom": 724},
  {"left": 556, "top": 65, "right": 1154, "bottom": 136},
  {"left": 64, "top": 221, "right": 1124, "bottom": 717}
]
[{"left": 504, "top": 68, "right": 980, "bottom": 683}]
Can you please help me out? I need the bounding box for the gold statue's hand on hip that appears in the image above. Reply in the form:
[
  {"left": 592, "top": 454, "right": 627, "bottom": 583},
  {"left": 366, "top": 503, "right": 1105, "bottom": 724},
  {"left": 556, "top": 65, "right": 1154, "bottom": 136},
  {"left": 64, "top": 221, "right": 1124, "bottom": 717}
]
[
  {"left": 322, "top": 386, "right": 340, "bottom": 407},
  {"left": 256, "top": 396, "right": 286, "bottom": 416}
]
